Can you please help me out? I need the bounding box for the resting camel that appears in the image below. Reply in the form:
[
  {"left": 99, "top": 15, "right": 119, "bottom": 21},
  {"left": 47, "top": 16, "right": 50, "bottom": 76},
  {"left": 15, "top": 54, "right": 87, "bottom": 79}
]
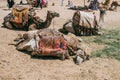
[
  {"left": 3, "top": 5, "right": 59, "bottom": 30},
  {"left": 98, "top": 0, "right": 119, "bottom": 11},
  {"left": 59, "top": 9, "right": 106, "bottom": 36},
  {"left": 13, "top": 29, "right": 91, "bottom": 65},
  {"left": 29, "top": 10, "right": 60, "bottom": 30}
]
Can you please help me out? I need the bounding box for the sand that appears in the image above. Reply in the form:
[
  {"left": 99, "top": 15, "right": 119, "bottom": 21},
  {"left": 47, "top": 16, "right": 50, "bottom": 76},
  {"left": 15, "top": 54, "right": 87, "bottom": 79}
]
[{"left": 0, "top": 0, "right": 120, "bottom": 80}]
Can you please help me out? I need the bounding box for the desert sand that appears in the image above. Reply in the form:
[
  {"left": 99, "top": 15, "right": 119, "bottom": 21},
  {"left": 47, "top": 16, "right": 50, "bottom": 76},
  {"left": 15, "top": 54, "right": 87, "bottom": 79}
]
[{"left": 0, "top": 0, "right": 120, "bottom": 80}]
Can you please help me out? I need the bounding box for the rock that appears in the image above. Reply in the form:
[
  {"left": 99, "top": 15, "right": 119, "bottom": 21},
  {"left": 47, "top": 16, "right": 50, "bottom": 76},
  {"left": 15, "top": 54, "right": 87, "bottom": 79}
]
[{"left": 75, "top": 55, "right": 84, "bottom": 65}]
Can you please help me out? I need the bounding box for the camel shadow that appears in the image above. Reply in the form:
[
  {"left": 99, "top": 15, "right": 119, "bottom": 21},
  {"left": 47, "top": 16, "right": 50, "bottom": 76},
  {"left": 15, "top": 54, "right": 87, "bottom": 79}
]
[
  {"left": 1, "top": 25, "right": 29, "bottom": 31},
  {"left": 2, "top": 8, "right": 11, "bottom": 11},
  {"left": 68, "top": 6, "right": 92, "bottom": 12},
  {"left": 20, "top": 50, "right": 61, "bottom": 60}
]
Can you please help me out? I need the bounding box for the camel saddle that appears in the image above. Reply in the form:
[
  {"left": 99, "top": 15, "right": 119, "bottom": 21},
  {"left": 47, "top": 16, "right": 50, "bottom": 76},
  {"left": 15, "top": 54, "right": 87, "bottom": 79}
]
[
  {"left": 37, "top": 29, "right": 67, "bottom": 56},
  {"left": 10, "top": 6, "right": 29, "bottom": 27},
  {"left": 72, "top": 11, "right": 96, "bottom": 28}
]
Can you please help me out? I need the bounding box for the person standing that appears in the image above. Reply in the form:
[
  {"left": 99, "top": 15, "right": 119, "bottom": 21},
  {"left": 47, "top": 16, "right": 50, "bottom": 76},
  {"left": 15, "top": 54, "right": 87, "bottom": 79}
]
[
  {"left": 10, "top": 0, "right": 15, "bottom": 8},
  {"left": 88, "top": 0, "right": 98, "bottom": 10},
  {"left": 7, "top": 0, "right": 15, "bottom": 8},
  {"left": 11, "top": 0, "right": 15, "bottom": 8},
  {"left": 68, "top": 0, "right": 70, "bottom": 7},
  {"left": 7, "top": 0, "right": 11, "bottom": 9},
  {"left": 93, "top": 0, "right": 98, "bottom": 10},
  {"left": 46, "top": 0, "right": 48, "bottom": 7},
  {"left": 36, "top": 0, "right": 42, "bottom": 9},
  {"left": 36, "top": 0, "right": 40, "bottom": 7},
  {"left": 61, "top": 0, "right": 64, "bottom": 6},
  {"left": 40, "top": 0, "right": 43, "bottom": 9}
]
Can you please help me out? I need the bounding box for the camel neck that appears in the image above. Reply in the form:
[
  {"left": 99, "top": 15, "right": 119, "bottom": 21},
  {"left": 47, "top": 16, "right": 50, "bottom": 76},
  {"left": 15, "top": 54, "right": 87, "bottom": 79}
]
[{"left": 44, "top": 16, "right": 53, "bottom": 28}]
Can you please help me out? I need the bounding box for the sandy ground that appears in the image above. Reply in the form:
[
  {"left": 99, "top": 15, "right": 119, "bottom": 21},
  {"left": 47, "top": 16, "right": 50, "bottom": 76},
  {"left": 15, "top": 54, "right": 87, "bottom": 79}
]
[{"left": 0, "top": 0, "right": 120, "bottom": 80}]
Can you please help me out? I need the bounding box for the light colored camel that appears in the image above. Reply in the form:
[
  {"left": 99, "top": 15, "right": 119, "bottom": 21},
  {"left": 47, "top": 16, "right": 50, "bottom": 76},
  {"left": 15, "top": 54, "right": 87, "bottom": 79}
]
[{"left": 59, "top": 9, "right": 106, "bottom": 36}]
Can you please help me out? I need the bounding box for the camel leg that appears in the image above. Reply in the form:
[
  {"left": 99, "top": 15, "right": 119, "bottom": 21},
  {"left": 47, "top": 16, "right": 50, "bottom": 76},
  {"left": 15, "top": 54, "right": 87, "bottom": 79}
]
[
  {"left": 86, "top": 28, "right": 88, "bottom": 36},
  {"left": 81, "top": 27, "right": 84, "bottom": 35},
  {"left": 85, "top": 28, "right": 88, "bottom": 36},
  {"left": 28, "top": 24, "right": 37, "bottom": 31},
  {"left": 73, "top": 25, "right": 81, "bottom": 36},
  {"left": 64, "top": 50, "right": 70, "bottom": 59}
]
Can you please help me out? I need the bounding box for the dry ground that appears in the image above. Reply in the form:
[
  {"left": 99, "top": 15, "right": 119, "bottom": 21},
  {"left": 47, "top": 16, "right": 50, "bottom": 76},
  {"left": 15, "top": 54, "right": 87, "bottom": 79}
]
[{"left": 0, "top": 0, "right": 120, "bottom": 80}]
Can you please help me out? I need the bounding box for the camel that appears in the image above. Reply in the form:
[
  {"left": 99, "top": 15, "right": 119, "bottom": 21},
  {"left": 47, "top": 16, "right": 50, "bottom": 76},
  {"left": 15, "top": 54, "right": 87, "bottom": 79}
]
[
  {"left": 13, "top": 29, "right": 91, "bottom": 64},
  {"left": 59, "top": 9, "right": 106, "bottom": 36},
  {"left": 109, "top": 1, "right": 119, "bottom": 11},
  {"left": 28, "top": 10, "right": 59, "bottom": 30},
  {"left": 3, "top": 5, "right": 59, "bottom": 31},
  {"left": 98, "top": 0, "right": 119, "bottom": 11}
]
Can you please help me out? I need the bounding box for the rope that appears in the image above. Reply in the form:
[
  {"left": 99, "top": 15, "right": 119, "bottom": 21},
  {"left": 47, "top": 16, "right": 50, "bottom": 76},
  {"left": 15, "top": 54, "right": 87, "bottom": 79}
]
[{"left": 52, "top": 18, "right": 55, "bottom": 30}]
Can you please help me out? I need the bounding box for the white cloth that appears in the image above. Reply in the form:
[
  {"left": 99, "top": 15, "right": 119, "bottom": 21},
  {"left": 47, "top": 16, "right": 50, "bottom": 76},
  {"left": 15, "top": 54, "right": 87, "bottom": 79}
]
[{"left": 79, "top": 11, "right": 95, "bottom": 28}]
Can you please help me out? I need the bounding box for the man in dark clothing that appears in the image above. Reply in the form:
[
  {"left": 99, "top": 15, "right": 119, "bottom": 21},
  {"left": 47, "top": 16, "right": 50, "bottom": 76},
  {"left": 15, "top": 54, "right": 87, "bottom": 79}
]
[
  {"left": 11, "top": 0, "right": 15, "bottom": 7},
  {"left": 7, "top": 0, "right": 15, "bottom": 8},
  {"left": 36, "top": 0, "right": 42, "bottom": 9},
  {"left": 88, "top": 0, "right": 98, "bottom": 10},
  {"left": 7, "top": 0, "right": 11, "bottom": 8}
]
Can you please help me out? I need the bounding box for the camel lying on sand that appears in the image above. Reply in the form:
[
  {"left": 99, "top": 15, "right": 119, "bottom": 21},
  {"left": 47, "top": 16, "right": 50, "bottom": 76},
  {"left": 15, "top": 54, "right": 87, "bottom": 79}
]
[
  {"left": 98, "top": 0, "right": 119, "bottom": 11},
  {"left": 3, "top": 5, "right": 59, "bottom": 31},
  {"left": 13, "top": 29, "right": 91, "bottom": 65},
  {"left": 59, "top": 9, "right": 106, "bottom": 36}
]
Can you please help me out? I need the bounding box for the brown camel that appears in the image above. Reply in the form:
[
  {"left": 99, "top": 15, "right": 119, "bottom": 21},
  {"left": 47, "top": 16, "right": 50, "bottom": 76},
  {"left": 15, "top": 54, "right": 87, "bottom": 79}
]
[
  {"left": 3, "top": 5, "right": 59, "bottom": 31},
  {"left": 29, "top": 10, "right": 60, "bottom": 30},
  {"left": 59, "top": 9, "right": 106, "bottom": 36},
  {"left": 98, "top": 0, "right": 119, "bottom": 11},
  {"left": 13, "top": 29, "right": 91, "bottom": 64}
]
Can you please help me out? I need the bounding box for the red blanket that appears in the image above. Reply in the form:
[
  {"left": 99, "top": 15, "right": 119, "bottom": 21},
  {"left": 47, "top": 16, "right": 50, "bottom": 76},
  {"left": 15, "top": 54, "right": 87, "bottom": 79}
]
[{"left": 39, "top": 36, "right": 67, "bottom": 55}]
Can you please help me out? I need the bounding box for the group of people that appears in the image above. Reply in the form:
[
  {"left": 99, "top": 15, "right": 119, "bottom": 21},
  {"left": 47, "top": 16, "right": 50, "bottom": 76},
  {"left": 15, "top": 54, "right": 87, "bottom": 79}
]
[
  {"left": 7, "top": 0, "right": 15, "bottom": 9},
  {"left": 88, "top": 0, "right": 119, "bottom": 11},
  {"left": 35, "top": 0, "right": 48, "bottom": 9},
  {"left": 61, "top": 0, "right": 73, "bottom": 7}
]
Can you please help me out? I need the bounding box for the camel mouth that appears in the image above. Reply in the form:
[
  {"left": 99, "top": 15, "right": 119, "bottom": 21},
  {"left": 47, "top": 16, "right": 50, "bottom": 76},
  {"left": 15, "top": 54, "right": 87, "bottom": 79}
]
[{"left": 54, "top": 12, "right": 60, "bottom": 17}]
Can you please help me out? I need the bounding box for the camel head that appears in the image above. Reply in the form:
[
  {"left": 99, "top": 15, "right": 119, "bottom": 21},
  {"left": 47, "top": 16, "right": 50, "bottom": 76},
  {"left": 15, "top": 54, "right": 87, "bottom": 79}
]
[{"left": 47, "top": 10, "right": 60, "bottom": 19}]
